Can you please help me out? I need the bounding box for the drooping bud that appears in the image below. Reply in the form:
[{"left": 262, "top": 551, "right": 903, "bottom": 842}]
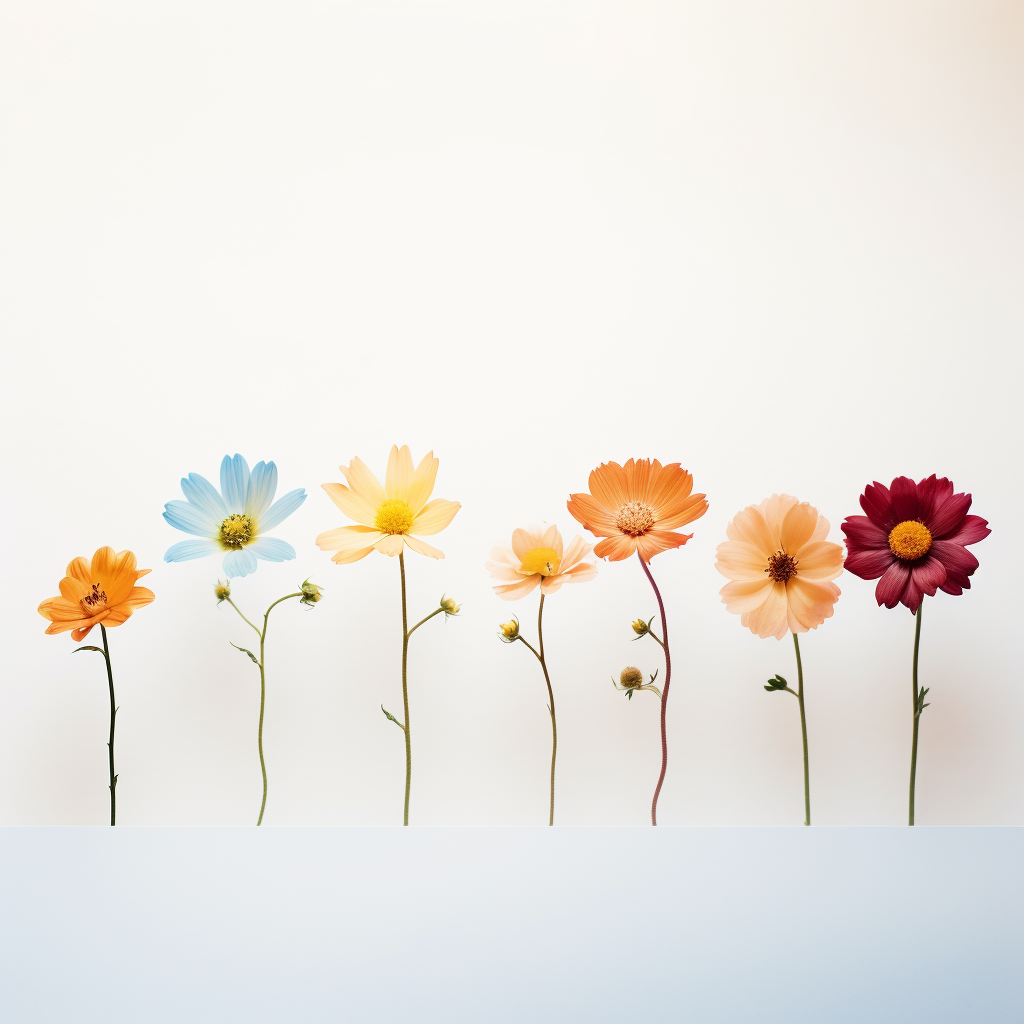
[
  {"left": 299, "top": 578, "right": 323, "bottom": 607},
  {"left": 214, "top": 580, "right": 231, "bottom": 604},
  {"left": 440, "top": 595, "right": 460, "bottom": 616},
  {"left": 499, "top": 619, "right": 520, "bottom": 642}
]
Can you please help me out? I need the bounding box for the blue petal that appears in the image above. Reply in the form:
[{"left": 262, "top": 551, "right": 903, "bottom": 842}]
[
  {"left": 245, "top": 461, "right": 278, "bottom": 519},
  {"left": 181, "top": 473, "right": 228, "bottom": 523},
  {"left": 219, "top": 454, "right": 250, "bottom": 514},
  {"left": 163, "top": 500, "right": 217, "bottom": 537},
  {"left": 223, "top": 547, "right": 258, "bottom": 577},
  {"left": 258, "top": 488, "right": 306, "bottom": 532},
  {"left": 165, "top": 539, "right": 219, "bottom": 562},
  {"left": 250, "top": 537, "right": 296, "bottom": 562}
]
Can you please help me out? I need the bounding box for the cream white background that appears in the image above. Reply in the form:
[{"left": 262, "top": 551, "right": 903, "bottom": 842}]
[{"left": 1, "top": 1, "right": 1021, "bottom": 828}]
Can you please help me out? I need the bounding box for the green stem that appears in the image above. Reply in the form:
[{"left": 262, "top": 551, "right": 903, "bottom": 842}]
[
  {"left": 793, "top": 633, "right": 810, "bottom": 826},
  {"left": 100, "top": 625, "right": 117, "bottom": 826},
  {"left": 399, "top": 553, "right": 412, "bottom": 826},
  {"left": 515, "top": 597, "right": 557, "bottom": 826},
  {"left": 407, "top": 607, "right": 443, "bottom": 638},
  {"left": 909, "top": 601, "right": 924, "bottom": 826}
]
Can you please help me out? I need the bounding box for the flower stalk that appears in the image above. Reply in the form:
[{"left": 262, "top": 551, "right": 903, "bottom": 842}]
[
  {"left": 909, "top": 601, "right": 928, "bottom": 826},
  {"left": 638, "top": 551, "right": 672, "bottom": 826}
]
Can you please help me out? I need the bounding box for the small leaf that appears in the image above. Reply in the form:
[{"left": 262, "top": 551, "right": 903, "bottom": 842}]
[
  {"left": 230, "top": 642, "right": 259, "bottom": 665},
  {"left": 381, "top": 705, "right": 405, "bottom": 730},
  {"left": 73, "top": 646, "right": 104, "bottom": 654}
]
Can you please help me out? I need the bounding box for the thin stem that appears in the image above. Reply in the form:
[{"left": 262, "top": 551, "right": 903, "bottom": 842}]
[
  {"left": 638, "top": 552, "right": 672, "bottom": 826},
  {"left": 226, "top": 598, "right": 261, "bottom": 637},
  {"left": 254, "top": 592, "right": 301, "bottom": 827},
  {"left": 909, "top": 601, "right": 924, "bottom": 826},
  {"left": 793, "top": 633, "right": 810, "bottom": 826},
  {"left": 100, "top": 625, "right": 117, "bottom": 826},
  {"left": 407, "top": 606, "right": 443, "bottom": 638},
  {"left": 536, "top": 594, "right": 557, "bottom": 826},
  {"left": 399, "top": 552, "right": 412, "bottom": 826}
]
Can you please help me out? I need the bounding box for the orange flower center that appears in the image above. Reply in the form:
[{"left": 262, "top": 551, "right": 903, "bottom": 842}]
[
  {"left": 220, "top": 514, "right": 254, "bottom": 548},
  {"left": 616, "top": 501, "right": 655, "bottom": 537},
  {"left": 80, "top": 583, "right": 108, "bottom": 615},
  {"left": 520, "top": 547, "right": 560, "bottom": 576},
  {"left": 375, "top": 498, "right": 414, "bottom": 535},
  {"left": 888, "top": 520, "right": 932, "bottom": 560},
  {"left": 765, "top": 550, "right": 799, "bottom": 583}
]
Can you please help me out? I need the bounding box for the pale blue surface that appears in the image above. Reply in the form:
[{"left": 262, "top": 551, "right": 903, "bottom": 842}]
[{"left": 0, "top": 828, "right": 1020, "bottom": 1023}]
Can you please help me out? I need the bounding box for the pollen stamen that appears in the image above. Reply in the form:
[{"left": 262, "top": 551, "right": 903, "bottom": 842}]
[
  {"left": 219, "top": 513, "right": 254, "bottom": 548},
  {"left": 616, "top": 500, "right": 655, "bottom": 537},
  {"left": 765, "top": 550, "right": 799, "bottom": 583},
  {"left": 888, "top": 520, "right": 932, "bottom": 561},
  {"left": 375, "top": 498, "right": 414, "bottom": 535}
]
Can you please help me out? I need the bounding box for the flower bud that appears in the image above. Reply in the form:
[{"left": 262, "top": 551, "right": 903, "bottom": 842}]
[
  {"left": 500, "top": 619, "right": 519, "bottom": 641},
  {"left": 214, "top": 581, "right": 231, "bottom": 603},
  {"left": 440, "top": 595, "right": 460, "bottom": 616},
  {"left": 299, "top": 578, "right": 323, "bottom": 607},
  {"left": 631, "top": 618, "right": 649, "bottom": 636},
  {"left": 619, "top": 666, "right": 644, "bottom": 688}
]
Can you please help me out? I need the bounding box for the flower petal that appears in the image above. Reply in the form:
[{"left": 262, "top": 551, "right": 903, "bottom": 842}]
[
  {"left": 780, "top": 501, "right": 818, "bottom": 554},
  {"left": 374, "top": 534, "right": 405, "bottom": 556},
  {"left": 38, "top": 595, "right": 88, "bottom": 622},
  {"left": 725, "top": 506, "right": 774, "bottom": 556},
  {"left": 715, "top": 541, "right": 769, "bottom": 582},
  {"left": 259, "top": 488, "right": 306, "bottom": 532},
  {"left": 340, "top": 457, "right": 387, "bottom": 508},
  {"left": 163, "top": 500, "right": 218, "bottom": 537},
  {"left": 636, "top": 530, "right": 691, "bottom": 561},
  {"left": 331, "top": 545, "right": 376, "bottom": 564},
  {"left": 539, "top": 575, "right": 566, "bottom": 595},
  {"left": 385, "top": 445, "right": 415, "bottom": 502},
  {"left": 587, "top": 462, "right": 629, "bottom": 511},
  {"left": 220, "top": 454, "right": 250, "bottom": 514},
  {"left": 316, "top": 525, "right": 382, "bottom": 551},
  {"left": 250, "top": 537, "right": 296, "bottom": 561},
  {"left": 843, "top": 546, "right": 894, "bottom": 581},
  {"left": 927, "top": 492, "right": 972, "bottom": 539},
  {"left": 786, "top": 578, "right": 840, "bottom": 632},
  {"left": 404, "top": 535, "right": 445, "bottom": 558},
  {"left": 842, "top": 515, "right": 889, "bottom": 550},
  {"left": 942, "top": 514, "right": 990, "bottom": 547},
  {"left": 493, "top": 576, "right": 541, "bottom": 601},
  {"left": 165, "top": 539, "right": 220, "bottom": 562},
  {"left": 245, "top": 461, "right": 279, "bottom": 519},
  {"left": 860, "top": 481, "right": 895, "bottom": 531},
  {"left": 564, "top": 560, "right": 598, "bottom": 582},
  {"left": 566, "top": 493, "right": 619, "bottom": 537},
  {"left": 410, "top": 499, "right": 460, "bottom": 536},
  {"left": 322, "top": 482, "right": 378, "bottom": 528},
  {"left": 223, "top": 548, "right": 258, "bottom": 577},
  {"left": 875, "top": 561, "right": 911, "bottom": 609},
  {"left": 67, "top": 557, "right": 91, "bottom": 583},
  {"left": 743, "top": 581, "right": 789, "bottom": 639},
  {"left": 794, "top": 541, "right": 844, "bottom": 581},
  {"left": 720, "top": 578, "right": 774, "bottom": 615},
  {"left": 181, "top": 473, "right": 228, "bottom": 523},
  {"left": 889, "top": 477, "right": 921, "bottom": 524},
  {"left": 929, "top": 541, "right": 979, "bottom": 579},
  {"left": 594, "top": 534, "right": 637, "bottom": 560},
  {"left": 407, "top": 451, "right": 438, "bottom": 515}
]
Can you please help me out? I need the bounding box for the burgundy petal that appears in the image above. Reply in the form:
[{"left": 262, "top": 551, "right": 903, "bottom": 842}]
[
  {"left": 910, "top": 556, "right": 947, "bottom": 598},
  {"left": 890, "top": 476, "right": 921, "bottom": 524},
  {"left": 875, "top": 561, "right": 911, "bottom": 609},
  {"left": 915, "top": 475, "right": 953, "bottom": 521},
  {"left": 942, "top": 514, "right": 990, "bottom": 547},
  {"left": 842, "top": 516, "right": 889, "bottom": 551},
  {"left": 930, "top": 540, "right": 980, "bottom": 578},
  {"left": 844, "top": 546, "right": 895, "bottom": 580},
  {"left": 927, "top": 492, "right": 972, "bottom": 538},
  {"left": 902, "top": 577, "right": 924, "bottom": 613},
  {"left": 860, "top": 481, "right": 895, "bottom": 530},
  {"left": 939, "top": 572, "right": 971, "bottom": 596}
]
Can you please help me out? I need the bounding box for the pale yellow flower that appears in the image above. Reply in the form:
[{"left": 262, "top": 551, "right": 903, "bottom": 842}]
[
  {"left": 316, "top": 446, "right": 460, "bottom": 563},
  {"left": 486, "top": 523, "right": 597, "bottom": 601}
]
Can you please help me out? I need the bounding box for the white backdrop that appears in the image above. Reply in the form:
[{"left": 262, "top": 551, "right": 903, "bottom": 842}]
[{"left": 1, "top": 1, "right": 1020, "bottom": 827}]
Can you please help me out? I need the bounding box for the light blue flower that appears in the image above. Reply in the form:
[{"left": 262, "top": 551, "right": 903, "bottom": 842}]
[{"left": 164, "top": 454, "right": 307, "bottom": 578}]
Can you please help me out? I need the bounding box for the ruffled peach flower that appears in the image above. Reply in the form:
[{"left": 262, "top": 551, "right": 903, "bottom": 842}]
[
  {"left": 38, "top": 548, "right": 154, "bottom": 641},
  {"left": 316, "top": 445, "right": 460, "bottom": 563},
  {"left": 567, "top": 459, "right": 708, "bottom": 561},
  {"left": 716, "top": 495, "right": 843, "bottom": 640},
  {"left": 486, "top": 524, "right": 597, "bottom": 601}
]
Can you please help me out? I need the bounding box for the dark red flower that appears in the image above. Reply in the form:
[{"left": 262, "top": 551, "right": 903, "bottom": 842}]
[{"left": 842, "top": 475, "right": 989, "bottom": 613}]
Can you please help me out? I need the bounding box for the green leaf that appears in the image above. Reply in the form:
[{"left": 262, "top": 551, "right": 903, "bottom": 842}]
[
  {"left": 381, "top": 705, "right": 405, "bottom": 730},
  {"left": 230, "top": 642, "right": 259, "bottom": 665},
  {"left": 73, "top": 646, "right": 104, "bottom": 654}
]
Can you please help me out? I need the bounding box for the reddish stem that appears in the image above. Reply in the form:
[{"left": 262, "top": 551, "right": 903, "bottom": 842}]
[{"left": 639, "top": 551, "right": 671, "bottom": 826}]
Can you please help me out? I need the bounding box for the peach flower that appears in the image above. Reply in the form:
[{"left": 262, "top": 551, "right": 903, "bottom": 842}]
[
  {"left": 487, "top": 523, "right": 597, "bottom": 601},
  {"left": 38, "top": 547, "right": 154, "bottom": 642},
  {"left": 316, "top": 445, "right": 460, "bottom": 563},
  {"left": 716, "top": 495, "right": 843, "bottom": 640},
  {"left": 567, "top": 459, "right": 708, "bottom": 561}
]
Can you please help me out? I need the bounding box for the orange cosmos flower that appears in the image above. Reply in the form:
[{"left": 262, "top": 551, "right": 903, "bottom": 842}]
[
  {"left": 567, "top": 459, "right": 708, "bottom": 561},
  {"left": 715, "top": 495, "right": 844, "bottom": 640},
  {"left": 38, "top": 547, "right": 155, "bottom": 641},
  {"left": 486, "top": 523, "right": 597, "bottom": 601},
  {"left": 316, "top": 445, "right": 460, "bottom": 563}
]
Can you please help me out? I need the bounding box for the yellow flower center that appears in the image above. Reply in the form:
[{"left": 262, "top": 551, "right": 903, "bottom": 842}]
[
  {"left": 888, "top": 520, "right": 932, "bottom": 561},
  {"left": 220, "top": 514, "right": 254, "bottom": 548},
  {"left": 80, "top": 583, "right": 107, "bottom": 615},
  {"left": 375, "top": 498, "right": 414, "bottom": 535},
  {"left": 520, "top": 546, "right": 561, "bottom": 576},
  {"left": 616, "top": 500, "right": 655, "bottom": 537},
  {"left": 765, "top": 550, "right": 799, "bottom": 583},
  {"left": 620, "top": 666, "right": 644, "bottom": 688}
]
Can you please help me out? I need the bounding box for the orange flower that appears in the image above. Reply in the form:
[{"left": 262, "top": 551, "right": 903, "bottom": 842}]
[
  {"left": 567, "top": 459, "right": 708, "bottom": 561},
  {"left": 715, "top": 495, "right": 843, "bottom": 639},
  {"left": 486, "top": 523, "right": 597, "bottom": 601},
  {"left": 316, "top": 445, "right": 460, "bottom": 563},
  {"left": 38, "top": 547, "right": 155, "bottom": 642}
]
